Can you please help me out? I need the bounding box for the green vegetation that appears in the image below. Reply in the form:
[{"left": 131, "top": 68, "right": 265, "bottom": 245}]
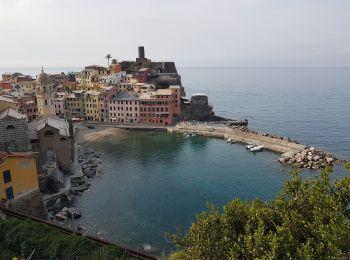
[
  {"left": 0, "top": 218, "right": 127, "bottom": 260},
  {"left": 171, "top": 165, "right": 350, "bottom": 259}
]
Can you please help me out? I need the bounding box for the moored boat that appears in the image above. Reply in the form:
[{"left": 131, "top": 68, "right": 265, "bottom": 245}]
[{"left": 250, "top": 145, "right": 264, "bottom": 152}]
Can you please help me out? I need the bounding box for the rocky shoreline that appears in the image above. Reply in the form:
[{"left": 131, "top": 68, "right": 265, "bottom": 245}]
[
  {"left": 278, "top": 146, "right": 337, "bottom": 169},
  {"left": 46, "top": 146, "right": 103, "bottom": 228}
]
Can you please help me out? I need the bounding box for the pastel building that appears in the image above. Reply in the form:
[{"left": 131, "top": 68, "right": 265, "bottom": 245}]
[
  {"left": 53, "top": 93, "right": 66, "bottom": 118},
  {"left": 99, "top": 86, "right": 117, "bottom": 122},
  {"left": 65, "top": 90, "right": 84, "bottom": 119},
  {"left": 109, "top": 91, "right": 140, "bottom": 123},
  {"left": 139, "top": 89, "right": 174, "bottom": 125},
  {"left": 0, "top": 151, "right": 39, "bottom": 201},
  {"left": 84, "top": 91, "right": 100, "bottom": 121}
]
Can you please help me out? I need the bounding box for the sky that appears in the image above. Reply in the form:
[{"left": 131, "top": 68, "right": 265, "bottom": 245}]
[{"left": 0, "top": 0, "right": 349, "bottom": 67}]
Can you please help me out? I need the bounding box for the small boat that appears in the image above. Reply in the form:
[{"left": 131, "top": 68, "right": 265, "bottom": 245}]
[
  {"left": 227, "top": 138, "right": 237, "bottom": 144},
  {"left": 191, "top": 132, "right": 197, "bottom": 137},
  {"left": 245, "top": 142, "right": 256, "bottom": 149},
  {"left": 184, "top": 134, "right": 190, "bottom": 138},
  {"left": 250, "top": 145, "right": 264, "bottom": 152}
]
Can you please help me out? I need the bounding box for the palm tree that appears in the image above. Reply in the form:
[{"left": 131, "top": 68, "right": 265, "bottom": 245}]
[
  {"left": 105, "top": 54, "right": 112, "bottom": 66},
  {"left": 111, "top": 58, "right": 118, "bottom": 64}
]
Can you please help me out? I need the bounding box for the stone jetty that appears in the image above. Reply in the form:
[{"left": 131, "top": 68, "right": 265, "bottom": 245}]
[
  {"left": 168, "top": 123, "right": 306, "bottom": 154},
  {"left": 168, "top": 122, "right": 338, "bottom": 170}
]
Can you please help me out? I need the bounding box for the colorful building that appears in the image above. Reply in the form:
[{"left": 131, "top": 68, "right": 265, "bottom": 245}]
[
  {"left": 84, "top": 91, "right": 100, "bottom": 121},
  {"left": 109, "top": 91, "right": 140, "bottom": 123},
  {"left": 16, "top": 94, "right": 38, "bottom": 122},
  {"left": 65, "top": 90, "right": 84, "bottom": 119},
  {"left": 0, "top": 151, "right": 39, "bottom": 201},
  {"left": 139, "top": 89, "right": 174, "bottom": 125},
  {"left": 99, "top": 86, "right": 117, "bottom": 122},
  {"left": 53, "top": 95, "right": 66, "bottom": 118}
]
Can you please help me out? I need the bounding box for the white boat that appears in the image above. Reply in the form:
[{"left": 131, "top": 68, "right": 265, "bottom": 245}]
[
  {"left": 250, "top": 145, "right": 264, "bottom": 152},
  {"left": 185, "top": 134, "right": 190, "bottom": 138},
  {"left": 227, "top": 138, "right": 237, "bottom": 144},
  {"left": 191, "top": 132, "right": 197, "bottom": 137},
  {"left": 245, "top": 142, "right": 256, "bottom": 149}
]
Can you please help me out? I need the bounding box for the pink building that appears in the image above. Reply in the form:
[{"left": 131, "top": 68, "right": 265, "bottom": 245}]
[
  {"left": 99, "top": 86, "right": 117, "bottom": 122},
  {"left": 53, "top": 94, "right": 66, "bottom": 118},
  {"left": 109, "top": 91, "right": 140, "bottom": 123},
  {"left": 139, "top": 86, "right": 182, "bottom": 125}
]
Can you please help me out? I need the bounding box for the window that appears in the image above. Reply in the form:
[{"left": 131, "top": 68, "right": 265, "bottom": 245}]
[
  {"left": 6, "top": 125, "right": 15, "bottom": 130},
  {"left": 60, "top": 137, "right": 67, "bottom": 141},
  {"left": 44, "top": 130, "right": 54, "bottom": 136},
  {"left": 5, "top": 187, "right": 14, "bottom": 200},
  {"left": 3, "top": 170, "right": 11, "bottom": 183}
]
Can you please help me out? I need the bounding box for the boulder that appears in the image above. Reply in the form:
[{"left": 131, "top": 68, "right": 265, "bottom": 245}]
[
  {"left": 326, "top": 157, "right": 334, "bottom": 164},
  {"left": 66, "top": 207, "right": 82, "bottom": 219},
  {"left": 313, "top": 155, "right": 320, "bottom": 162}
]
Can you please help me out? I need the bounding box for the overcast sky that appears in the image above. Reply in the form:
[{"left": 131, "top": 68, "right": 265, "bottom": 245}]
[{"left": 1, "top": 0, "right": 349, "bottom": 67}]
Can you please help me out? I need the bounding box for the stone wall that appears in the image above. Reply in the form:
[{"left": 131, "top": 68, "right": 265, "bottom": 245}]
[{"left": 9, "top": 188, "right": 47, "bottom": 219}]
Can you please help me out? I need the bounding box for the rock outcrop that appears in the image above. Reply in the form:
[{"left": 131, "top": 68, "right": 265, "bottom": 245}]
[{"left": 278, "top": 147, "right": 337, "bottom": 169}]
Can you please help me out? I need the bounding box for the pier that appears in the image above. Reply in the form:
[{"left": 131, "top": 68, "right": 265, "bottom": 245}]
[{"left": 168, "top": 123, "right": 307, "bottom": 154}]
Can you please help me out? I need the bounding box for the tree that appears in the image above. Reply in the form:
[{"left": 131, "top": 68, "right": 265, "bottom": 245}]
[
  {"left": 111, "top": 58, "right": 118, "bottom": 65},
  {"left": 105, "top": 54, "right": 112, "bottom": 66},
  {"left": 170, "top": 165, "right": 350, "bottom": 259}
]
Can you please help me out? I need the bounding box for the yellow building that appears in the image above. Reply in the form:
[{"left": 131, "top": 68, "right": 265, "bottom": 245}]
[
  {"left": 0, "top": 152, "right": 39, "bottom": 201},
  {"left": 65, "top": 90, "right": 84, "bottom": 119},
  {"left": 83, "top": 91, "right": 100, "bottom": 121}
]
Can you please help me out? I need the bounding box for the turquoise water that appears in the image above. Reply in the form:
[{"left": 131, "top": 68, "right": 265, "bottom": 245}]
[
  {"left": 2, "top": 67, "right": 349, "bottom": 253},
  {"left": 76, "top": 131, "right": 292, "bottom": 252}
]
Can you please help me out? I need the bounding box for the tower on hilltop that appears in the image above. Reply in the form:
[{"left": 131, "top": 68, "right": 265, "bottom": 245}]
[
  {"left": 136, "top": 46, "right": 148, "bottom": 62},
  {"left": 138, "top": 46, "right": 145, "bottom": 59}
]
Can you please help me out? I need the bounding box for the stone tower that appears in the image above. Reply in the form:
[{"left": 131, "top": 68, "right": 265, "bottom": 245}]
[{"left": 138, "top": 46, "right": 145, "bottom": 59}]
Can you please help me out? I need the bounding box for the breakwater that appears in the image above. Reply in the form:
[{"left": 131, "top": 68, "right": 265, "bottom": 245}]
[{"left": 168, "top": 123, "right": 306, "bottom": 154}]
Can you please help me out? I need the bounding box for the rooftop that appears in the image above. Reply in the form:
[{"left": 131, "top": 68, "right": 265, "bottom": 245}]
[
  {"left": 29, "top": 116, "right": 71, "bottom": 137},
  {"left": 0, "top": 108, "right": 27, "bottom": 120},
  {"left": 0, "top": 96, "right": 16, "bottom": 104},
  {"left": 111, "top": 91, "right": 139, "bottom": 101},
  {"left": 0, "top": 151, "right": 36, "bottom": 165}
]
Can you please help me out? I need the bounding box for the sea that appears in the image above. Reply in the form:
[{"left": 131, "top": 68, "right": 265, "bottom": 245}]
[{"left": 1, "top": 66, "right": 350, "bottom": 254}]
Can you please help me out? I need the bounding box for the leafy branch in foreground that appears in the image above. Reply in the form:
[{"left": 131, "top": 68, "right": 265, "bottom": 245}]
[{"left": 170, "top": 165, "right": 350, "bottom": 259}]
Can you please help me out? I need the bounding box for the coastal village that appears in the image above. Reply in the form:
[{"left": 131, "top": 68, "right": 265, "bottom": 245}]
[
  {"left": 0, "top": 47, "right": 218, "bottom": 221},
  {"left": 0, "top": 46, "right": 340, "bottom": 245}
]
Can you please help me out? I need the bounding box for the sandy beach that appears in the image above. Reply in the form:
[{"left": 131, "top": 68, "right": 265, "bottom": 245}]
[{"left": 75, "top": 126, "right": 122, "bottom": 144}]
